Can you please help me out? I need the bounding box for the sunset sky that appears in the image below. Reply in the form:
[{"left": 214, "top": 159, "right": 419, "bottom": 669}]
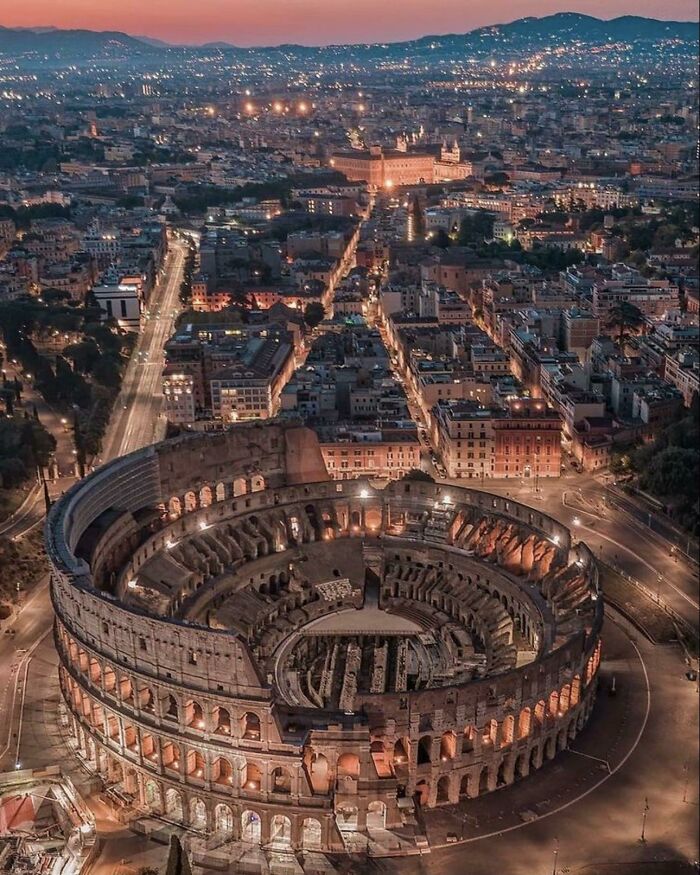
[{"left": 3, "top": 0, "right": 698, "bottom": 46}]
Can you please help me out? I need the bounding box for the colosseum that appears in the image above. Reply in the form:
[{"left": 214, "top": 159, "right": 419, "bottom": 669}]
[{"left": 46, "top": 421, "right": 603, "bottom": 854}]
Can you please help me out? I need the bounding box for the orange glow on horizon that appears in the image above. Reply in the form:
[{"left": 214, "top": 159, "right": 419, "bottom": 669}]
[{"left": 4, "top": 1, "right": 698, "bottom": 47}]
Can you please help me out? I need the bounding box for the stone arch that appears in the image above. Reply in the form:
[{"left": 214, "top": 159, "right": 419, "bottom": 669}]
[
  {"left": 214, "top": 803, "right": 234, "bottom": 837},
  {"left": 233, "top": 477, "right": 248, "bottom": 497},
  {"left": 534, "top": 699, "right": 546, "bottom": 726},
  {"left": 184, "top": 491, "right": 197, "bottom": 513},
  {"left": 88, "top": 657, "right": 101, "bottom": 685},
  {"left": 514, "top": 753, "right": 528, "bottom": 780},
  {"left": 518, "top": 707, "right": 532, "bottom": 740},
  {"left": 213, "top": 706, "right": 231, "bottom": 735},
  {"left": 271, "top": 766, "right": 292, "bottom": 794},
  {"left": 365, "top": 506, "right": 382, "bottom": 530},
  {"left": 548, "top": 690, "right": 559, "bottom": 718},
  {"left": 302, "top": 817, "right": 322, "bottom": 849},
  {"left": 415, "top": 779, "right": 429, "bottom": 806},
  {"left": 251, "top": 474, "right": 265, "bottom": 492},
  {"left": 501, "top": 715, "right": 515, "bottom": 747},
  {"left": 190, "top": 797, "right": 207, "bottom": 831},
  {"left": 337, "top": 752, "right": 360, "bottom": 778},
  {"left": 417, "top": 734, "right": 432, "bottom": 765},
  {"left": 186, "top": 749, "right": 205, "bottom": 778},
  {"left": 572, "top": 675, "right": 581, "bottom": 706},
  {"left": 215, "top": 482, "right": 227, "bottom": 502},
  {"left": 243, "top": 761, "right": 262, "bottom": 790},
  {"left": 337, "top": 804, "right": 359, "bottom": 832},
  {"left": 436, "top": 775, "right": 450, "bottom": 804},
  {"left": 557, "top": 727, "right": 569, "bottom": 752},
  {"left": 307, "top": 751, "right": 329, "bottom": 793},
  {"left": 462, "top": 726, "right": 476, "bottom": 753},
  {"left": 459, "top": 773, "right": 470, "bottom": 797},
  {"left": 138, "top": 686, "right": 155, "bottom": 714},
  {"left": 199, "top": 485, "right": 213, "bottom": 507},
  {"left": 185, "top": 699, "right": 205, "bottom": 729},
  {"left": 212, "top": 757, "right": 233, "bottom": 786},
  {"left": 367, "top": 800, "right": 387, "bottom": 829},
  {"left": 393, "top": 737, "right": 410, "bottom": 766},
  {"left": 164, "top": 694, "right": 179, "bottom": 721},
  {"left": 168, "top": 496, "right": 182, "bottom": 518},
  {"left": 478, "top": 766, "right": 489, "bottom": 795},
  {"left": 241, "top": 809, "right": 262, "bottom": 843},
  {"left": 440, "top": 731, "right": 457, "bottom": 761},
  {"left": 103, "top": 664, "right": 116, "bottom": 692},
  {"left": 162, "top": 740, "right": 180, "bottom": 770},
  {"left": 270, "top": 814, "right": 292, "bottom": 847},
  {"left": 241, "top": 711, "right": 261, "bottom": 740},
  {"left": 560, "top": 683, "right": 571, "bottom": 714},
  {"left": 165, "top": 788, "right": 184, "bottom": 822}
]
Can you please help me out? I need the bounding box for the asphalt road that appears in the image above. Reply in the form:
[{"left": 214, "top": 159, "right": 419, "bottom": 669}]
[{"left": 0, "top": 238, "right": 187, "bottom": 774}]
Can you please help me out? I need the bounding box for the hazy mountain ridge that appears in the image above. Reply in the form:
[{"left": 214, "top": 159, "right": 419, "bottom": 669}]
[{"left": 0, "top": 12, "right": 697, "bottom": 59}]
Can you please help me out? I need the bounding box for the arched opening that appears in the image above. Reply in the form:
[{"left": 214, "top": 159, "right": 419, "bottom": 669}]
[
  {"left": 302, "top": 817, "right": 322, "bottom": 850},
  {"left": 365, "top": 506, "right": 382, "bottom": 531},
  {"left": 417, "top": 735, "right": 432, "bottom": 765},
  {"left": 243, "top": 761, "right": 262, "bottom": 791},
  {"left": 251, "top": 475, "right": 265, "bottom": 492},
  {"left": 165, "top": 788, "right": 183, "bottom": 822},
  {"left": 440, "top": 731, "right": 457, "bottom": 761},
  {"left": 139, "top": 687, "right": 155, "bottom": 714},
  {"left": 213, "top": 706, "right": 231, "bottom": 735},
  {"left": 529, "top": 745, "right": 540, "bottom": 772},
  {"left": 436, "top": 775, "right": 450, "bottom": 804},
  {"left": 478, "top": 767, "right": 489, "bottom": 795},
  {"left": 462, "top": 725, "right": 475, "bottom": 753},
  {"left": 460, "top": 774, "right": 470, "bottom": 797},
  {"left": 414, "top": 780, "right": 429, "bottom": 807},
  {"left": 548, "top": 690, "right": 559, "bottom": 718},
  {"left": 162, "top": 741, "right": 180, "bottom": 771},
  {"left": 560, "top": 684, "right": 571, "bottom": 714},
  {"left": 241, "top": 810, "right": 261, "bottom": 843},
  {"left": 199, "top": 485, "right": 213, "bottom": 507},
  {"left": 214, "top": 804, "right": 234, "bottom": 837},
  {"left": 497, "top": 760, "right": 508, "bottom": 787},
  {"left": 88, "top": 658, "right": 101, "bottom": 685},
  {"left": 233, "top": 477, "right": 247, "bottom": 497},
  {"left": 534, "top": 700, "right": 546, "bottom": 726},
  {"left": 501, "top": 715, "right": 515, "bottom": 747},
  {"left": 336, "top": 804, "right": 359, "bottom": 832},
  {"left": 186, "top": 749, "right": 205, "bottom": 779},
  {"left": 482, "top": 719, "right": 497, "bottom": 748},
  {"left": 190, "top": 797, "right": 207, "bottom": 831},
  {"left": 144, "top": 780, "right": 162, "bottom": 811},
  {"left": 270, "top": 814, "right": 292, "bottom": 848},
  {"left": 393, "top": 738, "right": 410, "bottom": 768},
  {"left": 103, "top": 664, "right": 116, "bottom": 692},
  {"left": 337, "top": 753, "right": 360, "bottom": 778},
  {"left": 184, "top": 491, "right": 197, "bottom": 513},
  {"left": 168, "top": 496, "right": 182, "bottom": 518},
  {"left": 164, "top": 694, "right": 179, "bottom": 722},
  {"left": 518, "top": 708, "right": 531, "bottom": 740},
  {"left": 271, "top": 766, "right": 292, "bottom": 794},
  {"left": 367, "top": 800, "right": 387, "bottom": 829},
  {"left": 119, "top": 674, "right": 133, "bottom": 704},
  {"left": 185, "top": 700, "right": 205, "bottom": 730},
  {"left": 514, "top": 754, "right": 527, "bottom": 780},
  {"left": 212, "top": 757, "right": 233, "bottom": 786},
  {"left": 215, "top": 482, "right": 226, "bottom": 502},
  {"left": 308, "top": 752, "right": 329, "bottom": 793},
  {"left": 241, "top": 712, "right": 261, "bottom": 740},
  {"left": 572, "top": 675, "right": 581, "bottom": 706}
]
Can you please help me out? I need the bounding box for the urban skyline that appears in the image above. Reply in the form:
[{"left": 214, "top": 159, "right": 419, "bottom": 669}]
[
  {"left": 0, "top": 6, "right": 697, "bottom": 875},
  {"left": 3, "top": 4, "right": 699, "bottom": 46}
]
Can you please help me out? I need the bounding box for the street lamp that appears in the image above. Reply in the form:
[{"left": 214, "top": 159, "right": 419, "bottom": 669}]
[{"left": 552, "top": 837, "right": 559, "bottom": 875}]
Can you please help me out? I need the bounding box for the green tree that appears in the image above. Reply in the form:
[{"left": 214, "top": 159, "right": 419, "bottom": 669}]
[
  {"left": 605, "top": 301, "right": 645, "bottom": 345},
  {"left": 303, "top": 302, "right": 325, "bottom": 329},
  {"left": 164, "top": 834, "right": 193, "bottom": 875}
]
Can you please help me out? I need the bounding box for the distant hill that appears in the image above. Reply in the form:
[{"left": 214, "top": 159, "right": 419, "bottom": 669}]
[
  {"left": 0, "top": 13, "right": 696, "bottom": 60},
  {"left": 0, "top": 24, "right": 150, "bottom": 56}
]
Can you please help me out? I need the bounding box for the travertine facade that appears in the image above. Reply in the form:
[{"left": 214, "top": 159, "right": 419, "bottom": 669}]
[{"left": 47, "top": 421, "right": 602, "bottom": 853}]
